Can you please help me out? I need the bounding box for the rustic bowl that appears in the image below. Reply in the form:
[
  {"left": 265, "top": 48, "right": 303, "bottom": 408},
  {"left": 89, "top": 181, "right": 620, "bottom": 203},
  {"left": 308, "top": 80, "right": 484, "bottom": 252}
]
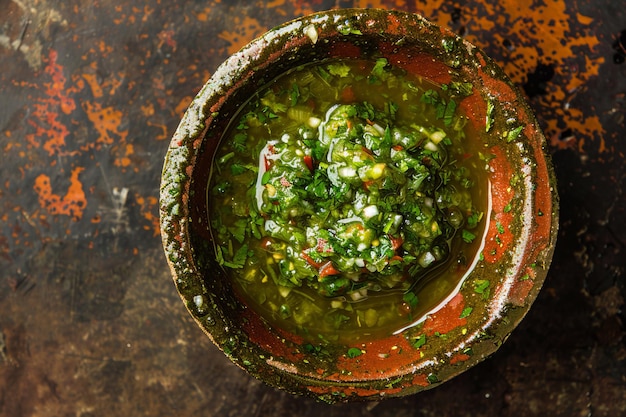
[{"left": 160, "top": 8, "right": 558, "bottom": 403}]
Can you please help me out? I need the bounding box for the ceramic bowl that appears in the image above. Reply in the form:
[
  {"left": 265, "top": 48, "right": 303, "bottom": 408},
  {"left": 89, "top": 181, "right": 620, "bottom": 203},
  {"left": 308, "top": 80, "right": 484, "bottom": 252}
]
[{"left": 160, "top": 8, "right": 558, "bottom": 403}]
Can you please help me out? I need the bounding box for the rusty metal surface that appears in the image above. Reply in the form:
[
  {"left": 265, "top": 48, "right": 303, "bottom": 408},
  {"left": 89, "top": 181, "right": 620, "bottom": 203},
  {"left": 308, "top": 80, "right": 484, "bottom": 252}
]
[{"left": 0, "top": 0, "right": 624, "bottom": 416}]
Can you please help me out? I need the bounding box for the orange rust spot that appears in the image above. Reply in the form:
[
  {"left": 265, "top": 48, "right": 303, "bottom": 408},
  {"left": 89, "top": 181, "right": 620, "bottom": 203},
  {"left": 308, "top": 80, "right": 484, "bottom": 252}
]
[
  {"left": 175, "top": 96, "right": 193, "bottom": 116},
  {"left": 82, "top": 101, "right": 128, "bottom": 145},
  {"left": 25, "top": 50, "right": 79, "bottom": 156},
  {"left": 267, "top": 0, "right": 285, "bottom": 8},
  {"left": 195, "top": 8, "right": 210, "bottom": 22},
  {"left": 33, "top": 167, "right": 87, "bottom": 221},
  {"left": 411, "top": 0, "right": 606, "bottom": 153},
  {"left": 576, "top": 12, "right": 594, "bottom": 25},
  {"left": 141, "top": 5, "right": 155, "bottom": 23},
  {"left": 82, "top": 73, "right": 103, "bottom": 98},
  {"left": 422, "top": 293, "right": 467, "bottom": 336},
  {"left": 44, "top": 50, "right": 76, "bottom": 115},
  {"left": 218, "top": 16, "right": 265, "bottom": 55},
  {"left": 141, "top": 103, "right": 155, "bottom": 117},
  {"left": 564, "top": 111, "right": 605, "bottom": 153},
  {"left": 114, "top": 143, "right": 135, "bottom": 168},
  {"left": 98, "top": 40, "right": 113, "bottom": 55},
  {"left": 135, "top": 194, "right": 160, "bottom": 237},
  {"left": 147, "top": 121, "right": 169, "bottom": 141},
  {"left": 285, "top": 0, "right": 317, "bottom": 17}
]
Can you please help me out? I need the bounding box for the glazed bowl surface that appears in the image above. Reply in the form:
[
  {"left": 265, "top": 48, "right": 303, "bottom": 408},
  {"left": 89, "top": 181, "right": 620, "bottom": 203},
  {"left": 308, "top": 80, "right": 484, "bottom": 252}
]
[{"left": 160, "top": 8, "right": 558, "bottom": 403}]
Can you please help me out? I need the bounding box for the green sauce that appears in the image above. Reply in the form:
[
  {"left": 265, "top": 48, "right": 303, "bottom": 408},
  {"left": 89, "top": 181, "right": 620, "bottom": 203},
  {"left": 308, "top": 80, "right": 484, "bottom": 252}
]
[{"left": 209, "top": 58, "right": 487, "bottom": 342}]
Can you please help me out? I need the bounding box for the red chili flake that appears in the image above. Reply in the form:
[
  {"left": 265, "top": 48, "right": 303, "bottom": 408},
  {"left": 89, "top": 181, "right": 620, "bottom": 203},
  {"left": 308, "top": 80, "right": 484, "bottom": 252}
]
[
  {"left": 259, "top": 237, "right": 274, "bottom": 251},
  {"left": 263, "top": 155, "right": 271, "bottom": 171},
  {"left": 301, "top": 251, "right": 323, "bottom": 268},
  {"left": 318, "top": 261, "right": 340, "bottom": 278},
  {"left": 362, "top": 179, "right": 375, "bottom": 190},
  {"left": 389, "top": 235, "right": 404, "bottom": 251},
  {"left": 303, "top": 155, "right": 314, "bottom": 171}
]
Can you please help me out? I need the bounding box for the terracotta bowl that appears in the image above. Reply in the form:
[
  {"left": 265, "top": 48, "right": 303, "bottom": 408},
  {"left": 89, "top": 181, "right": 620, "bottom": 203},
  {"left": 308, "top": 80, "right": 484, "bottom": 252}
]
[{"left": 160, "top": 9, "right": 558, "bottom": 403}]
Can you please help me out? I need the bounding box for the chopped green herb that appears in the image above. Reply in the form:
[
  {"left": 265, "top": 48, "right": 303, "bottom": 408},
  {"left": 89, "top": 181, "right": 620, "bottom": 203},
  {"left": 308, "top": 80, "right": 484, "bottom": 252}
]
[
  {"left": 222, "top": 244, "right": 249, "bottom": 269},
  {"left": 506, "top": 125, "right": 524, "bottom": 142},
  {"left": 442, "top": 38, "right": 456, "bottom": 53},
  {"left": 371, "top": 57, "right": 388, "bottom": 78},
  {"left": 462, "top": 230, "right": 476, "bottom": 243},
  {"left": 467, "top": 211, "right": 483, "bottom": 228},
  {"left": 233, "top": 132, "right": 247, "bottom": 152},
  {"left": 473, "top": 279, "right": 490, "bottom": 299},
  {"left": 412, "top": 334, "right": 427, "bottom": 349},
  {"left": 459, "top": 307, "right": 473, "bottom": 319},
  {"left": 227, "top": 219, "right": 248, "bottom": 243},
  {"left": 403, "top": 291, "right": 419, "bottom": 309},
  {"left": 421, "top": 89, "right": 458, "bottom": 127},
  {"left": 338, "top": 24, "right": 362, "bottom": 36},
  {"left": 230, "top": 163, "right": 246, "bottom": 175},
  {"left": 448, "top": 81, "right": 473, "bottom": 97},
  {"left": 442, "top": 99, "right": 457, "bottom": 127},
  {"left": 317, "top": 65, "right": 331, "bottom": 82},
  {"left": 212, "top": 180, "right": 230, "bottom": 194},
  {"left": 327, "top": 62, "right": 351, "bottom": 78},
  {"left": 290, "top": 83, "right": 301, "bottom": 105},
  {"left": 347, "top": 347, "right": 363, "bottom": 358},
  {"left": 385, "top": 376, "right": 404, "bottom": 388},
  {"left": 485, "top": 99, "right": 495, "bottom": 132}
]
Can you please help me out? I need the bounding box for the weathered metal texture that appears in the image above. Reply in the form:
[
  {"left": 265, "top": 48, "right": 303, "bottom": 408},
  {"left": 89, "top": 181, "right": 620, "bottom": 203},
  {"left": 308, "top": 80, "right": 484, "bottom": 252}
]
[{"left": 1, "top": 0, "right": 625, "bottom": 415}]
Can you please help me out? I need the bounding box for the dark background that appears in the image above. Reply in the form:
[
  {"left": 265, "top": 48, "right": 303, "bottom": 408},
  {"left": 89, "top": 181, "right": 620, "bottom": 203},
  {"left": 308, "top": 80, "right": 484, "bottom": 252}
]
[{"left": 1, "top": 0, "right": 625, "bottom": 416}]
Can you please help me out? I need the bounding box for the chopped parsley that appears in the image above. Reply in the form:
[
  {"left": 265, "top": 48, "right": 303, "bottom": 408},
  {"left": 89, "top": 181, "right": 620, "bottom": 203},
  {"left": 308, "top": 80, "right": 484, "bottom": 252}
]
[
  {"left": 347, "top": 347, "right": 363, "bottom": 358},
  {"left": 507, "top": 125, "right": 524, "bottom": 142},
  {"left": 412, "top": 334, "right": 427, "bottom": 349},
  {"left": 460, "top": 306, "right": 473, "bottom": 318}
]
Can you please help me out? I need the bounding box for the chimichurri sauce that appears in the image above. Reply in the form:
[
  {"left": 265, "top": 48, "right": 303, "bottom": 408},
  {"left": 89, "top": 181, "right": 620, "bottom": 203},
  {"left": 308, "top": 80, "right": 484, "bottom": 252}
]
[{"left": 209, "top": 58, "right": 487, "bottom": 343}]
